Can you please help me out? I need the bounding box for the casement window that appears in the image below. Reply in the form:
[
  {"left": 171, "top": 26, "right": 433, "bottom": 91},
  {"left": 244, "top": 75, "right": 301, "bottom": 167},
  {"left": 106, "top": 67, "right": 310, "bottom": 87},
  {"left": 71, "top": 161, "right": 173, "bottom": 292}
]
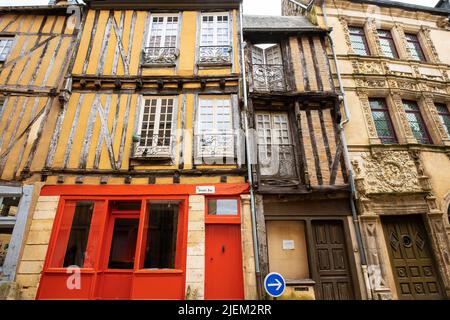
[
  {"left": 0, "top": 38, "right": 13, "bottom": 62},
  {"left": 143, "top": 15, "right": 180, "bottom": 65},
  {"left": 197, "top": 97, "right": 234, "bottom": 158},
  {"left": 377, "top": 29, "right": 399, "bottom": 59},
  {"left": 369, "top": 98, "right": 398, "bottom": 144},
  {"left": 403, "top": 100, "right": 432, "bottom": 144},
  {"left": 255, "top": 112, "right": 295, "bottom": 177},
  {"left": 405, "top": 33, "right": 426, "bottom": 62},
  {"left": 251, "top": 44, "right": 285, "bottom": 92},
  {"left": 136, "top": 97, "right": 176, "bottom": 158},
  {"left": 199, "top": 13, "right": 231, "bottom": 64},
  {"left": 435, "top": 103, "right": 450, "bottom": 138},
  {"left": 348, "top": 26, "right": 370, "bottom": 56},
  {"left": 0, "top": 196, "right": 20, "bottom": 273}
]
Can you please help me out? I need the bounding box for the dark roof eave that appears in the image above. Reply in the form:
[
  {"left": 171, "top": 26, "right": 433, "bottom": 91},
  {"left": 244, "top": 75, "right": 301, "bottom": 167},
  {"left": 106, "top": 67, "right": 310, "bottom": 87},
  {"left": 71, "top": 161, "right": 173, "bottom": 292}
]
[
  {"left": 243, "top": 27, "right": 330, "bottom": 34},
  {"left": 86, "top": 0, "right": 241, "bottom": 10},
  {"left": 0, "top": 5, "right": 78, "bottom": 15}
]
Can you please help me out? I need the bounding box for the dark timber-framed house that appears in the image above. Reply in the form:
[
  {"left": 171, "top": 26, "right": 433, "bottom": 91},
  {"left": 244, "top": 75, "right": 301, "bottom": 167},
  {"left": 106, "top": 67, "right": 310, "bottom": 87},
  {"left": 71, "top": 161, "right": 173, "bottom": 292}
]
[{"left": 243, "top": 15, "right": 366, "bottom": 300}]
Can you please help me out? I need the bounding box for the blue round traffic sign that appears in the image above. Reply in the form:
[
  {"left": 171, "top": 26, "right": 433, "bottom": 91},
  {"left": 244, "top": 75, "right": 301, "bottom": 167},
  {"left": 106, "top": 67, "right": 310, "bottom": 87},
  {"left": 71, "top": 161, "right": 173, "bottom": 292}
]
[{"left": 264, "top": 272, "right": 286, "bottom": 298}]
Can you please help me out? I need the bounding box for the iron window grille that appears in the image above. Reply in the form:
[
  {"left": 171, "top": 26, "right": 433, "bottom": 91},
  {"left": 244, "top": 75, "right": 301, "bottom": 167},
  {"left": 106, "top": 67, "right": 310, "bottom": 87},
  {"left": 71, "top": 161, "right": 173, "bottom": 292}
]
[
  {"left": 199, "top": 13, "right": 232, "bottom": 65},
  {"left": 369, "top": 98, "right": 398, "bottom": 144},
  {"left": 135, "top": 97, "right": 175, "bottom": 159},
  {"left": 403, "top": 100, "right": 432, "bottom": 144},
  {"left": 143, "top": 15, "right": 180, "bottom": 65}
]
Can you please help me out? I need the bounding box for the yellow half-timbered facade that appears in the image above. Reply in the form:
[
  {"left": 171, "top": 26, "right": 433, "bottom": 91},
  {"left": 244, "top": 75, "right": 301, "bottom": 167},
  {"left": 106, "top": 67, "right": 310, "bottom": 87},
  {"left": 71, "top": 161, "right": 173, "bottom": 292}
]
[{"left": 11, "top": 0, "right": 257, "bottom": 300}]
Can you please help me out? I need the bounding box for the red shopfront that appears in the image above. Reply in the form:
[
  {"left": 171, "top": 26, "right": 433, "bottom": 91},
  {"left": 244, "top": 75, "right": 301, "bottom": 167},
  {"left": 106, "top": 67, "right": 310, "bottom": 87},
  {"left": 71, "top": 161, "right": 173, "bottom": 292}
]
[{"left": 35, "top": 184, "right": 249, "bottom": 300}]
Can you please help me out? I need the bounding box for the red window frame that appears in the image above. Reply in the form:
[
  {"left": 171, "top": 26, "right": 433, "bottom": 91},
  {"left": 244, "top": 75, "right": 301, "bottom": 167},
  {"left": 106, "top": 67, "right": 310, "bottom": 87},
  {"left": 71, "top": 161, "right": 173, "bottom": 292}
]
[
  {"left": 405, "top": 33, "right": 426, "bottom": 62},
  {"left": 348, "top": 26, "right": 371, "bottom": 56},
  {"left": 205, "top": 196, "right": 241, "bottom": 224},
  {"left": 377, "top": 29, "right": 399, "bottom": 59}
]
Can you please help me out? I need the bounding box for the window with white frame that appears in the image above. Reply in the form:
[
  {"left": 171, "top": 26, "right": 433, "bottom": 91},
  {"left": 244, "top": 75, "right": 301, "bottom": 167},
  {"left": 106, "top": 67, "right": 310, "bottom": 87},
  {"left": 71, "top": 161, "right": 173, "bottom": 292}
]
[
  {"left": 136, "top": 97, "right": 175, "bottom": 158},
  {"left": 199, "top": 13, "right": 231, "bottom": 64},
  {"left": 0, "top": 38, "right": 13, "bottom": 62},
  {"left": 256, "top": 112, "right": 295, "bottom": 177},
  {"left": 143, "top": 14, "right": 180, "bottom": 65},
  {"left": 197, "top": 97, "right": 234, "bottom": 158}
]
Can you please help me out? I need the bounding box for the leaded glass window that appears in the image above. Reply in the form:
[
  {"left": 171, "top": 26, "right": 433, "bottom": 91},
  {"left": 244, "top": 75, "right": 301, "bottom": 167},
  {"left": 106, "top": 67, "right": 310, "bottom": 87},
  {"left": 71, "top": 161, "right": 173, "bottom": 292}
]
[
  {"left": 369, "top": 99, "right": 397, "bottom": 144},
  {"left": 377, "top": 29, "right": 399, "bottom": 59},
  {"left": 435, "top": 103, "right": 450, "bottom": 138},
  {"left": 405, "top": 33, "right": 426, "bottom": 62},
  {"left": 403, "top": 100, "right": 432, "bottom": 144},
  {"left": 349, "top": 26, "right": 370, "bottom": 56}
]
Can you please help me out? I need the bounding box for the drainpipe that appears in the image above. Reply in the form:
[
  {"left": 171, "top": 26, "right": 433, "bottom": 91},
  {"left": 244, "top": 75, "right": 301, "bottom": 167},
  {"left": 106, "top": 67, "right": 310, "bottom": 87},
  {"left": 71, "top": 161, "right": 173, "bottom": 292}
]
[
  {"left": 320, "top": 1, "right": 373, "bottom": 300},
  {"left": 239, "top": 2, "right": 262, "bottom": 298}
]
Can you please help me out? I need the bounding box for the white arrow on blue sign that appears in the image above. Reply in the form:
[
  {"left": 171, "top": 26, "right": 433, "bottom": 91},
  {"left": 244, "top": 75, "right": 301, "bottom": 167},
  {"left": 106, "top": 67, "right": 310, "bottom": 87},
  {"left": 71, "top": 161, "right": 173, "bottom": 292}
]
[{"left": 264, "top": 272, "right": 286, "bottom": 298}]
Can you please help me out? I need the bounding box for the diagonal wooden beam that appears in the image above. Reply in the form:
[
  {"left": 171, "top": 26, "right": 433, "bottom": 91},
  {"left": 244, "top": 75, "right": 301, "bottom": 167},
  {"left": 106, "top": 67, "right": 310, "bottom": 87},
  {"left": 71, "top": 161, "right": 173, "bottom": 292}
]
[
  {"left": 111, "top": 12, "right": 130, "bottom": 75},
  {"left": 96, "top": 96, "right": 117, "bottom": 170}
]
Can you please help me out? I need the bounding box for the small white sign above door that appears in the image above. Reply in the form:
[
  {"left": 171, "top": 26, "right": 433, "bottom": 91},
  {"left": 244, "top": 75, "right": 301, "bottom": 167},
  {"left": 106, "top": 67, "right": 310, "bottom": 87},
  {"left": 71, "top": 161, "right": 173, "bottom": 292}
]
[
  {"left": 196, "top": 186, "right": 216, "bottom": 194},
  {"left": 282, "top": 240, "right": 295, "bottom": 250}
]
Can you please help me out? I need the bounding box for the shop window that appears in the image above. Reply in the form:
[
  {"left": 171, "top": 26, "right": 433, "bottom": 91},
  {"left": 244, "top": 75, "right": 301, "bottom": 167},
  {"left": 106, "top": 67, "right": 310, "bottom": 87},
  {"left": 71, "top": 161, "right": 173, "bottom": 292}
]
[
  {"left": 377, "top": 29, "right": 399, "bottom": 59},
  {"left": 108, "top": 218, "right": 139, "bottom": 269},
  {"left": 348, "top": 26, "right": 370, "bottom": 56},
  {"left": 369, "top": 98, "right": 398, "bottom": 144},
  {"left": 266, "top": 220, "right": 310, "bottom": 280},
  {"left": 63, "top": 201, "right": 94, "bottom": 268},
  {"left": 403, "top": 100, "right": 432, "bottom": 144},
  {"left": 143, "top": 202, "right": 179, "bottom": 269},
  {"left": 143, "top": 14, "right": 180, "bottom": 65},
  {"left": 405, "top": 33, "right": 426, "bottom": 62},
  {"left": 435, "top": 103, "right": 450, "bottom": 138},
  {"left": 208, "top": 199, "right": 238, "bottom": 216}
]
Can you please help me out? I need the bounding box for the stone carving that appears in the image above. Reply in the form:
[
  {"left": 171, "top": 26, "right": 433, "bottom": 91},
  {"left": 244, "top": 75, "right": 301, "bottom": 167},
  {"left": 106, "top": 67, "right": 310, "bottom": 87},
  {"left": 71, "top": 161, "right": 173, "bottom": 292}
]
[
  {"left": 353, "top": 61, "right": 384, "bottom": 74},
  {"left": 391, "top": 93, "right": 415, "bottom": 138},
  {"left": 421, "top": 27, "right": 441, "bottom": 63},
  {"left": 422, "top": 95, "right": 449, "bottom": 140},
  {"left": 368, "top": 18, "right": 383, "bottom": 56},
  {"left": 339, "top": 17, "right": 355, "bottom": 55},
  {"left": 357, "top": 151, "right": 422, "bottom": 194},
  {"left": 357, "top": 91, "right": 378, "bottom": 139},
  {"left": 394, "top": 23, "right": 412, "bottom": 60}
]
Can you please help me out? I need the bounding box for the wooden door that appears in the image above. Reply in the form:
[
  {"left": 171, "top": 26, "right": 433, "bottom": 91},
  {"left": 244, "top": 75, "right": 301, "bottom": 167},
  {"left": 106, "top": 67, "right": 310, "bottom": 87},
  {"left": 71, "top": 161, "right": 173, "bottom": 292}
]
[
  {"left": 382, "top": 215, "right": 445, "bottom": 300},
  {"left": 311, "top": 220, "right": 356, "bottom": 300},
  {"left": 205, "top": 224, "right": 244, "bottom": 300}
]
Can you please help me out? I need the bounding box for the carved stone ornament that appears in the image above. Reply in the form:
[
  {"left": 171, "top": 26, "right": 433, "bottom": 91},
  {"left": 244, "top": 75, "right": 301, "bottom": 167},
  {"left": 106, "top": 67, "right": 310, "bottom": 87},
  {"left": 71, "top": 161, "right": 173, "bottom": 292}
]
[
  {"left": 391, "top": 93, "right": 415, "bottom": 138},
  {"left": 339, "top": 17, "right": 355, "bottom": 55},
  {"left": 357, "top": 91, "right": 378, "bottom": 139},
  {"left": 356, "top": 151, "right": 422, "bottom": 194},
  {"left": 421, "top": 27, "right": 441, "bottom": 64}
]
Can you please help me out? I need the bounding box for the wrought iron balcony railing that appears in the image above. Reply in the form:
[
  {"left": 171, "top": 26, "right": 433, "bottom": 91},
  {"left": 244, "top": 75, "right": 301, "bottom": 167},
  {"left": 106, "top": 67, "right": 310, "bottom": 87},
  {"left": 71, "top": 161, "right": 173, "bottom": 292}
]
[
  {"left": 134, "top": 134, "right": 173, "bottom": 159},
  {"left": 196, "top": 133, "right": 235, "bottom": 158},
  {"left": 198, "top": 46, "right": 232, "bottom": 65},
  {"left": 257, "top": 144, "right": 296, "bottom": 178},
  {"left": 142, "top": 47, "right": 179, "bottom": 65},
  {"left": 252, "top": 64, "right": 286, "bottom": 92}
]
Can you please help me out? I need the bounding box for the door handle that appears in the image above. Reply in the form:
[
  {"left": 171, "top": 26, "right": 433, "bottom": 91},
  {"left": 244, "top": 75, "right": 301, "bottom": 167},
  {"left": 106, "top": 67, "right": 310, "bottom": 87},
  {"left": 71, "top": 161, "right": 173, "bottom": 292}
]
[{"left": 222, "top": 245, "right": 225, "bottom": 253}]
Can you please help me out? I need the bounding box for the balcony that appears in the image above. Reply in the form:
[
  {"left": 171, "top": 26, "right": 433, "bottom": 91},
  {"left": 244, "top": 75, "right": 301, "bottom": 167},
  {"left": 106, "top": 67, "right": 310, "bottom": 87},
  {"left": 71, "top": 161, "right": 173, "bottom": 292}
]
[
  {"left": 142, "top": 47, "right": 179, "bottom": 66},
  {"left": 252, "top": 64, "right": 286, "bottom": 92},
  {"left": 257, "top": 144, "right": 296, "bottom": 179},
  {"left": 196, "top": 133, "right": 235, "bottom": 159},
  {"left": 133, "top": 134, "right": 173, "bottom": 160},
  {"left": 198, "top": 46, "right": 232, "bottom": 66}
]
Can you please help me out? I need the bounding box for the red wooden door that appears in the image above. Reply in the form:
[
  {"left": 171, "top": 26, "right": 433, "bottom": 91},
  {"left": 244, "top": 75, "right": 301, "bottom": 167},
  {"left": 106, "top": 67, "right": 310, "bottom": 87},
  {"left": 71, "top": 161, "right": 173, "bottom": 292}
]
[{"left": 205, "top": 224, "right": 244, "bottom": 300}]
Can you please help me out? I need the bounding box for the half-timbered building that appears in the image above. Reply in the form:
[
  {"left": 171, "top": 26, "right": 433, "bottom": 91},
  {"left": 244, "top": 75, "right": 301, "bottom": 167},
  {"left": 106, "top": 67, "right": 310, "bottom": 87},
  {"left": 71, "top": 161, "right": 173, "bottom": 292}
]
[
  {"left": 14, "top": 0, "right": 258, "bottom": 300},
  {"left": 0, "top": 2, "right": 81, "bottom": 299},
  {"left": 243, "top": 14, "right": 367, "bottom": 300}
]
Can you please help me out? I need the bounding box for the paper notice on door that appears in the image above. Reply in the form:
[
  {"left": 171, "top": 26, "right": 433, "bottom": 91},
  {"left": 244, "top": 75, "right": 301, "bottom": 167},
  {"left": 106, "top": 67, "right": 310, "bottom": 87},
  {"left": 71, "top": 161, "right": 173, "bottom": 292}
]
[{"left": 282, "top": 240, "right": 295, "bottom": 250}]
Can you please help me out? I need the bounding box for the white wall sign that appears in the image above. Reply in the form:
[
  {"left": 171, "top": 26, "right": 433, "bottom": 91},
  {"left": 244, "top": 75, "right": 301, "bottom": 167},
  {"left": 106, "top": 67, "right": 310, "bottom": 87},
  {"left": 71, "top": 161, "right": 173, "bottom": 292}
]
[
  {"left": 196, "top": 186, "right": 216, "bottom": 194},
  {"left": 282, "top": 240, "right": 295, "bottom": 250}
]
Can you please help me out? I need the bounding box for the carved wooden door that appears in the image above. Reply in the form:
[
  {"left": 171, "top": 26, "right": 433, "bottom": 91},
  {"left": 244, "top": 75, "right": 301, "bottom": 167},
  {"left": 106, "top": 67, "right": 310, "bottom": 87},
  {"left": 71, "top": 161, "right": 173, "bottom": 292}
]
[
  {"left": 312, "top": 220, "right": 356, "bottom": 300},
  {"left": 382, "top": 215, "right": 445, "bottom": 300}
]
